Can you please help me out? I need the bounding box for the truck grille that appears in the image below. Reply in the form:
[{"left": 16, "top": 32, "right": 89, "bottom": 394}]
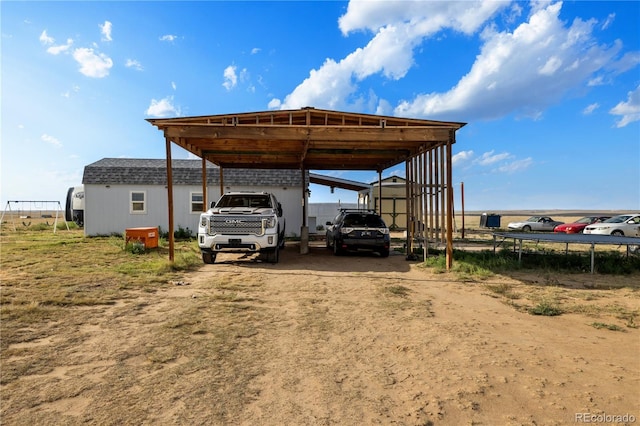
[{"left": 210, "top": 216, "right": 265, "bottom": 235}]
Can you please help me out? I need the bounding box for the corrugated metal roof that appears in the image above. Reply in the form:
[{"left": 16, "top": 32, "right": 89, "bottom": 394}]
[{"left": 82, "top": 158, "right": 304, "bottom": 186}]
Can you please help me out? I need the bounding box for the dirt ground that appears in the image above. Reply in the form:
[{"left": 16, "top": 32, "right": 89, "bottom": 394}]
[{"left": 2, "top": 242, "right": 639, "bottom": 425}]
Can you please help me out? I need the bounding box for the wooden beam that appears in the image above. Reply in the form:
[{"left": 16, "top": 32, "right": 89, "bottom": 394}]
[{"left": 163, "top": 125, "right": 452, "bottom": 143}]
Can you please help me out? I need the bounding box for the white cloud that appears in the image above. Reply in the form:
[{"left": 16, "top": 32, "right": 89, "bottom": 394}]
[
  {"left": 279, "top": 1, "right": 507, "bottom": 110},
  {"left": 223, "top": 65, "right": 238, "bottom": 91},
  {"left": 268, "top": 98, "right": 281, "bottom": 109},
  {"left": 47, "top": 38, "right": 73, "bottom": 55},
  {"left": 452, "top": 150, "right": 474, "bottom": 166},
  {"left": 251, "top": 47, "right": 261, "bottom": 54},
  {"left": 100, "top": 21, "right": 112, "bottom": 41},
  {"left": 375, "top": 99, "right": 392, "bottom": 116},
  {"left": 171, "top": 81, "right": 177, "bottom": 90},
  {"left": 587, "top": 76, "right": 604, "bottom": 87},
  {"left": 474, "top": 150, "right": 512, "bottom": 166},
  {"left": 72, "top": 47, "right": 113, "bottom": 78},
  {"left": 41, "top": 134, "right": 62, "bottom": 148},
  {"left": 494, "top": 157, "right": 533, "bottom": 174},
  {"left": 395, "top": 2, "right": 622, "bottom": 121},
  {"left": 145, "top": 96, "right": 180, "bottom": 117},
  {"left": 601, "top": 13, "right": 615, "bottom": 30},
  {"left": 39, "top": 30, "right": 54, "bottom": 45},
  {"left": 608, "top": 51, "right": 640, "bottom": 75},
  {"left": 160, "top": 34, "right": 177, "bottom": 42},
  {"left": 125, "top": 59, "right": 143, "bottom": 71},
  {"left": 583, "top": 103, "right": 599, "bottom": 115},
  {"left": 610, "top": 85, "right": 640, "bottom": 128},
  {"left": 538, "top": 56, "right": 562, "bottom": 76},
  {"left": 338, "top": 0, "right": 504, "bottom": 36}
]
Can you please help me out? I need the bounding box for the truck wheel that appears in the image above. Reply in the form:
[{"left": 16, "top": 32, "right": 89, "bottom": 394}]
[
  {"left": 202, "top": 252, "right": 216, "bottom": 264},
  {"left": 268, "top": 246, "right": 280, "bottom": 264},
  {"left": 379, "top": 248, "right": 390, "bottom": 258}
]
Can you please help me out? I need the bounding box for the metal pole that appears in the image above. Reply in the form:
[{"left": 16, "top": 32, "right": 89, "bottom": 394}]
[{"left": 518, "top": 239, "right": 522, "bottom": 264}]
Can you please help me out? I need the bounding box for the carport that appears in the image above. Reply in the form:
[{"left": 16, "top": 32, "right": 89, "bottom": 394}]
[{"left": 147, "top": 107, "right": 466, "bottom": 269}]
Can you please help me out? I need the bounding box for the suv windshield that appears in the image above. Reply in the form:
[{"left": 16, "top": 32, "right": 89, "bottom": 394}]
[{"left": 343, "top": 213, "right": 386, "bottom": 228}]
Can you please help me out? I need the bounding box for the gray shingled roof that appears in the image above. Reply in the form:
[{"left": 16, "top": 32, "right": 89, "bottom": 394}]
[{"left": 83, "top": 158, "right": 304, "bottom": 186}]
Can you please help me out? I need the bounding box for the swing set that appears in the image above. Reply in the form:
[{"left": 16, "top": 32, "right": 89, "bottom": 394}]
[{"left": 0, "top": 200, "right": 70, "bottom": 233}]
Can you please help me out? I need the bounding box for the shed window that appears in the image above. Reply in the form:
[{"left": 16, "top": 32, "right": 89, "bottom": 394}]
[
  {"left": 130, "top": 191, "right": 146, "bottom": 214},
  {"left": 191, "top": 192, "right": 204, "bottom": 213}
]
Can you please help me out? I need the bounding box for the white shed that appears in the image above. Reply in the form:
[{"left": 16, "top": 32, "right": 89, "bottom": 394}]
[{"left": 82, "top": 158, "right": 305, "bottom": 237}]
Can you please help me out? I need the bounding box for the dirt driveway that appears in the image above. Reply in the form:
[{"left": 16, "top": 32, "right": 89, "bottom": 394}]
[{"left": 2, "top": 242, "right": 639, "bottom": 425}]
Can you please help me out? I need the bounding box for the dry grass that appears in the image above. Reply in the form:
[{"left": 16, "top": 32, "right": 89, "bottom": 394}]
[
  {"left": 1, "top": 217, "right": 638, "bottom": 424},
  {"left": 0, "top": 227, "right": 201, "bottom": 350}
]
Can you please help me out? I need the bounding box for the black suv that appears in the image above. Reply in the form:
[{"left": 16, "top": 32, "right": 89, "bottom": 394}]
[{"left": 325, "top": 209, "right": 390, "bottom": 257}]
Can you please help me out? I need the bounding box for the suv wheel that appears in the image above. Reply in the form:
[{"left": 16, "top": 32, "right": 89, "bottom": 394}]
[
  {"left": 333, "top": 240, "right": 343, "bottom": 256},
  {"left": 379, "top": 248, "right": 390, "bottom": 258}
]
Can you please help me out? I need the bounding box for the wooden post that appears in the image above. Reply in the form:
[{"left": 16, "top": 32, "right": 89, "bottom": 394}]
[
  {"left": 446, "top": 135, "right": 454, "bottom": 271},
  {"left": 428, "top": 149, "right": 434, "bottom": 242},
  {"left": 433, "top": 147, "right": 442, "bottom": 243},
  {"left": 440, "top": 144, "right": 446, "bottom": 243},
  {"left": 201, "top": 157, "right": 207, "bottom": 211},
  {"left": 219, "top": 167, "right": 224, "bottom": 196},
  {"left": 165, "top": 137, "right": 175, "bottom": 262},
  {"left": 300, "top": 167, "right": 309, "bottom": 254},
  {"left": 422, "top": 149, "right": 429, "bottom": 260},
  {"left": 377, "top": 170, "right": 382, "bottom": 213},
  {"left": 405, "top": 159, "right": 412, "bottom": 258},
  {"left": 416, "top": 150, "right": 423, "bottom": 260},
  {"left": 461, "top": 182, "right": 465, "bottom": 239},
  {"left": 301, "top": 167, "right": 307, "bottom": 227}
]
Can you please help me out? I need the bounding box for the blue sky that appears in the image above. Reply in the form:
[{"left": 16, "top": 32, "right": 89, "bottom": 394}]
[{"left": 2, "top": 1, "right": 639, "bottom": 211}]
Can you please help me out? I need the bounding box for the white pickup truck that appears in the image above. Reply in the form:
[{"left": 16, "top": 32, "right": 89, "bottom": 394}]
[{"left": 198, "top": 191, "right": 285, "bottom": 264}]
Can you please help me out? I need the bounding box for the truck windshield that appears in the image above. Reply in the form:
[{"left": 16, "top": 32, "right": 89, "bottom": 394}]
[{"left": 217, "top": 195, "right": 271, "bottom": 208}]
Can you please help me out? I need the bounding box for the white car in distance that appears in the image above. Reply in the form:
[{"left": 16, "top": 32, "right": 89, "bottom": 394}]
[{"left": 583, "top": 214, "right": 640, "bottom": 237}]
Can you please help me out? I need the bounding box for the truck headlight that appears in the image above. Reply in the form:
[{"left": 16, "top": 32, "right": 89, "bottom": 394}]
[
  {"left": 200, "top": 216, "right": 209, "bottom": 228},
  {"left": 263, "top": 217, "right": 276, "bottom": 228}
]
